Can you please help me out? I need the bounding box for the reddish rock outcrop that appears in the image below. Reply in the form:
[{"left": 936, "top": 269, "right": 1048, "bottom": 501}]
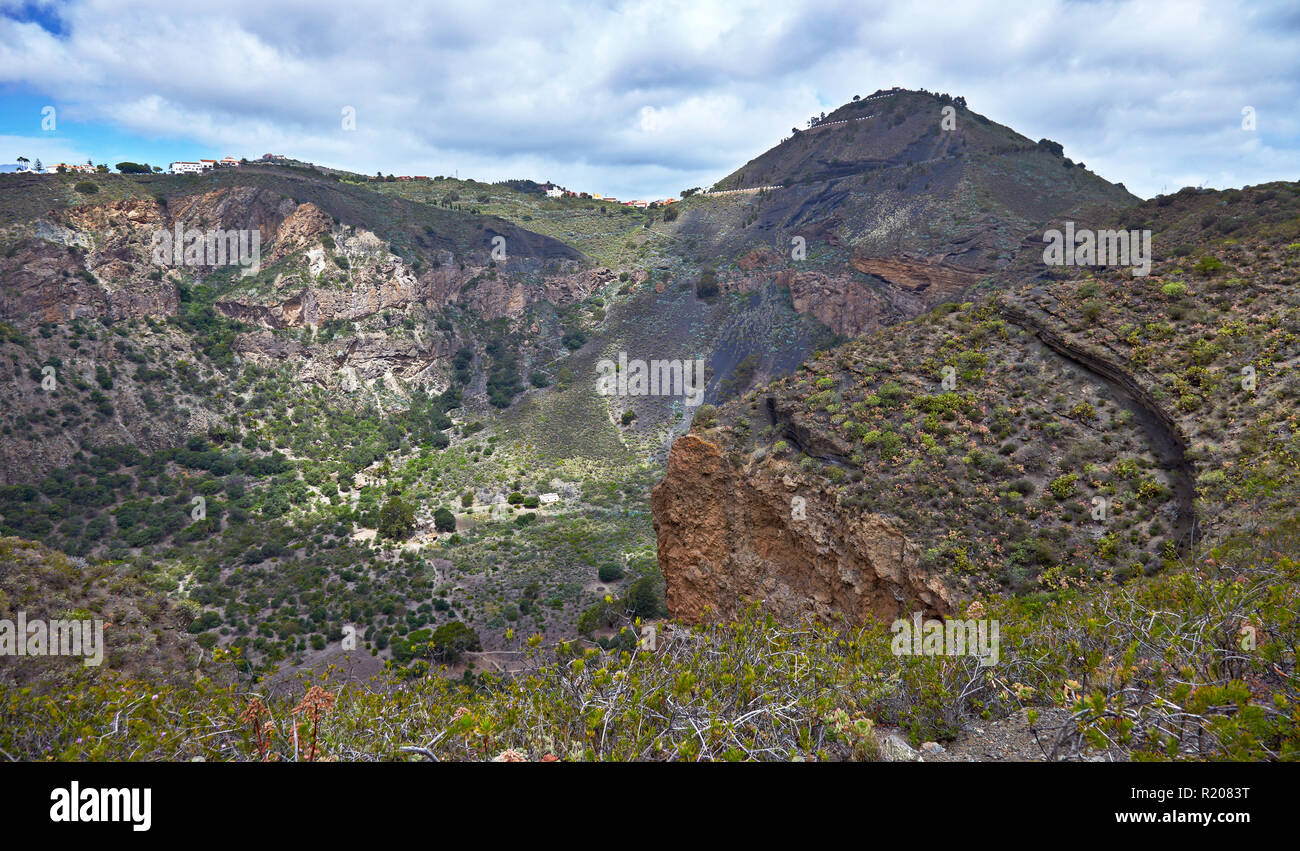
[
  {"left": 651, "top": 433, "right": 955, "bottom": 626},
  {"left": 736, "top": 249, "right": 779, "bottom": 272},
  {"left": 849, "top": 255, "right": 981, "bottom": 300},
  {"left": 267, "top": 202, "right": 334, "bottom": 263},
  {"left": 721, "top": 255, "right": 982, "bottom": 338}
]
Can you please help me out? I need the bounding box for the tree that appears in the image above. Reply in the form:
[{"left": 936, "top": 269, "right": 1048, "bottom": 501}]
[
  {"left": 429, "top": 621, "right": 480, "bottom": 661},
  {"left": 115, "top": 161, "right": 151, "bottom": 174},
  {"left": 696, "top": 269, "right": 719, "bottom": 299},
  {"left": 377, "top": 495, "right": 416, "bottom": 539},
  {"left": 433, "top": 506, "right": 456, "bottom": 533},
  {"left": 625, "top": 576, "right": 663, "bottom": 617}
]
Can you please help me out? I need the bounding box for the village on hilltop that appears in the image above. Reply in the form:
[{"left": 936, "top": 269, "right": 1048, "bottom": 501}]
[{"left": 2, "top": 151, "right": 684, "bottom": 206}]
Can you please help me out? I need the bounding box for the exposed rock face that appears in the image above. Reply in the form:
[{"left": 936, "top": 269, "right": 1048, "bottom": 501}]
[
  {"left": 267, "top": 201, "right": 334, "bottom": 263},
  {"left": 782, "top": 269, "right": 896, "bottom": 337},
  {"left": 212, "top": 254, "right": 605, "bottom": 330},
  {"left": 234, "top": 322, "right": 460, "bottom": 391},
  {"left": 720, "top": 255, "right": 981, "bottom": 338},
  {"left": 849, "top": 255, "right": 981, "bottom": 301},
  {"left": 450, "top": 260, "right": 606, "bottom": 321},
  {"left": 3, "top": 187, "right": 600, "bottom": 332},
  {"left": 650, "top": 433, "right": 955, "bottom": 626},
  {"left": 723, "top": 267, "right": 898, "bottom": 337},
  {"left": 0, "top": 182, "right": 604, "bottom": 484},
  {"left": 736, "top": 249, "right": 780, "bottom": 272},
  {"left": 0, "top": 237, "right": 179, "bottom": 324}
]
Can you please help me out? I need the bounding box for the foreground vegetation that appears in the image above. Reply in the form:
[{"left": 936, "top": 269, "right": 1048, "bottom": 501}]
[{"left": 3, "top": 516, "right": 1295, "bottom": 761}]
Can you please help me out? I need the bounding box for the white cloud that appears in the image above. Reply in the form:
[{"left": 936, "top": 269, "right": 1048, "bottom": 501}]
[
  {"left": 0, "top": 133, "right": 93, "bottom": 167},
  {"left": 0, "top": 0, "right": 1296, "bottom": 198}
]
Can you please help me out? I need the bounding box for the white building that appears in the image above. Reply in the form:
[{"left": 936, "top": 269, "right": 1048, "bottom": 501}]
[
  {"left": 545, "top": 186, "right": 564, "bottom": 198},
  {"left": 169, "top": 162, "right": 204, "bottom": 174}
]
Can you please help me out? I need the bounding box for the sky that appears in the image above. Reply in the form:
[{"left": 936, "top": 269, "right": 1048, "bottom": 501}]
[{"left": 0, "top": 0, "right": 1296, "bottom": 200}]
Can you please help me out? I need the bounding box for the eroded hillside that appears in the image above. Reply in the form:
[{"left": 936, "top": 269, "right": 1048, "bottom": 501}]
[{"left": 654, "top": 181, "right": 1300, "bottom": 626}]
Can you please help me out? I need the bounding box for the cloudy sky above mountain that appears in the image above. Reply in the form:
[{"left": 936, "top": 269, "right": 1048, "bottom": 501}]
[{"left": 0, "top": 0, "right": 1296, "bottom": 199}]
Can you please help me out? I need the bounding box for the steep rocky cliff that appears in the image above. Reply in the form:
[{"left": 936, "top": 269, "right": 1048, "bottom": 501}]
[{"left": 651, "top": 433, "right": 956, "bottom": 624}]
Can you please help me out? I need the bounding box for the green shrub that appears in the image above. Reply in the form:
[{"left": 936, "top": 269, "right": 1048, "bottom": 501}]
[
  {"left": 377, "top": 496, "right": 416, "bottom": 539},
  {"left": 1194, "top": 255, "right": 1223, "bottom": 276},
  {"left": 433, "top": 507, "right": 456, "bottom": 533},
  {"left": 696, "top": 270, "right": 720, "bottom": 299},
  {"left": 1049, "top": 473, "right": 1079, "bottom": 500}
]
